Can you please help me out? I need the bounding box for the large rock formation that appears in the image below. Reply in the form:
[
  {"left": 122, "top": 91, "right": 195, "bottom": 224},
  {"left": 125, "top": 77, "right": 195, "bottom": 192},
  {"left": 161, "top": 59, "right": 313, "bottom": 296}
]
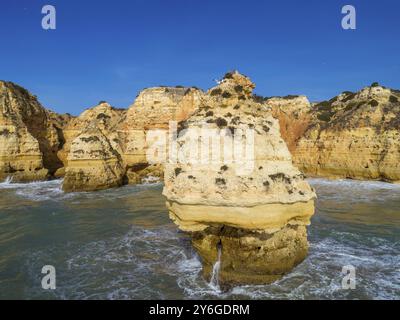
[
  {"left": 60, "top": 88, "right": 203, "bottom": 191},
  {"left": 60, "top": 102, "right": 126, "bottom": 191},
  {"left": 62, "top": 125, "right": 125, "bottom": 192},
  {"left": 0, "top": 81, "right": 69, "bottom": 182},
  {"left": 294, "top": 84, "right": 400, "bottom": 182},
  {"left": 120, "top": 87, "right": 203, "bottom": 184},
  {"left": 267, "top": 95, "right": 312, "bottom": 153},
  {"left": 163, "top": 72, "right": 316, "bottom": 287},
  {"left": 58, "top": 102, "right": 126, "bottom": 167}
]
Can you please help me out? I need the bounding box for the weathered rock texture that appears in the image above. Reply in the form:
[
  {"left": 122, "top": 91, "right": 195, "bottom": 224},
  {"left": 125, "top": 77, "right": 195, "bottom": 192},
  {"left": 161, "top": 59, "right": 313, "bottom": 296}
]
[
  {"left": 62, "top": 125, "right": 125, "bottom": 192},
  {"left": 61, "top": 88, "right": 203, "bottom": 191},
  {"left": 267, "top": 95, "right": 312, "bottom": 153},
  {"left": 58, "top": 102, "right": 126, "bottom": 167},
  {"left": 293, "top": 85, "right": 400, "bottom": 182},
  {"left": 163, "top": 72, "right": 316, "bottom": 287},
  {"left": 0, "top": 81, "right": 70, "bottom": 182},
  {"left": 59, "top": 102, "right": 127, "bottom": 191},
  {"left": 120, "top": 87, "right": 203, "bottom": 184}
]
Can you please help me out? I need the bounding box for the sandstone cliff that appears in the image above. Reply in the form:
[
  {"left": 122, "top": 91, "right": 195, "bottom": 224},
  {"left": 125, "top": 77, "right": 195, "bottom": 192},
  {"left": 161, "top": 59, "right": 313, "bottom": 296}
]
[
  {"left": 120, "top": 86, "right": 203, "bottom": 184},
  {"left": 60, "top": 87, "right": 203, "bottom": 191},
  {"left": 267, "top": 95, "right": 312, "bottom": 153},
  {"left": 58, "top": 102, "right": 126, "bottom": 168},
  {"left": 59, "top": 102, "right": 126, "bottom": 190},
  {"left": 163, "top": 71, "right": 316, "bottom": 287},
  {"left": 0, "top": 81, "right": 70, "bottom": 182},
  {"left": 62, "top": 125, "right": 125, "bottom": 192},
  {"left": 294, "top": 84, "right": 400, "bottom": 182}
]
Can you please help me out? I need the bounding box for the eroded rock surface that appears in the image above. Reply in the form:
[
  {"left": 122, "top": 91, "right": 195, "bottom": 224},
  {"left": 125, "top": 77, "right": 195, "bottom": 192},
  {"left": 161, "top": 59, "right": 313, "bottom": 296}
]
[
  {"left": 58, "top": 102, "right": 126, "bottom": 168},
  {"left": 163, "top": 72, "right": 316, "bottom": 287},
  {"left": 294, "top": 85, "right": 400, "bottom": 182},
  {"left": 0, "top": 81, "right": 69, "bottom": 182},
  {"left": 62, "top": 125, "right": 125, "bottom": 192},
  {"left": 120, "top": 87, "right": 203, "bottom": 183},
  {"left": 268, "top": 95, "right": 312, "bottom": 153},
  {"left": 61, "top": 88, "right": 203, "bottom": 191}
]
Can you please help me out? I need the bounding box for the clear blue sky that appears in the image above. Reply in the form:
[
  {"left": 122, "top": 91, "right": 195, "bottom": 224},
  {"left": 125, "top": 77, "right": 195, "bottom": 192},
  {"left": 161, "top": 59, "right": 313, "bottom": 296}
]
[{"left": 1, "top": 0, "right": 399, "bottom": 115}]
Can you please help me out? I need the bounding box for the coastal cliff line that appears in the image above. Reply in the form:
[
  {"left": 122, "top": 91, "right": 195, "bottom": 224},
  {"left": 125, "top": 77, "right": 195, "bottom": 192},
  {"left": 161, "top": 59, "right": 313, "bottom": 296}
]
[
  {"left": 1, "top": 72, "right": 399, "bottom": 287},
  {"left": 1, "top": 75, "right": 399, "bottom": 189}
]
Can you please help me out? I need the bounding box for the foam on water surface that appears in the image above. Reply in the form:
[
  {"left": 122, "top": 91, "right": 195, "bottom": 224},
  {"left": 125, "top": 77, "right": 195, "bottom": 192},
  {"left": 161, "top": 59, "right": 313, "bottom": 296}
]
[{"left": 0, "top": 178, "right": 398, "bottom": 299}]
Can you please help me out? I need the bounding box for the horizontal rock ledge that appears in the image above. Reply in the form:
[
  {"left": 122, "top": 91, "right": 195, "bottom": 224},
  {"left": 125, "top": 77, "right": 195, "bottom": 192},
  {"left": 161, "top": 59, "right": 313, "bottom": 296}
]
[{"left": 166, "top": 200, "right": 315, "bottom": 232}]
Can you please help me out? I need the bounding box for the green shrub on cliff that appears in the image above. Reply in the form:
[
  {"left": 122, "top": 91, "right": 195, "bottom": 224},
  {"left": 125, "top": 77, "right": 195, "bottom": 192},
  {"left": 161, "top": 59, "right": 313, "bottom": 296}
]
[
  {"left": 210, "top": 88, "right": 222, "bottom": 96},
  {"left": 369, "top": 99, "right": 379, "bottom": 107},
  {"left": 0, "top": 129, "right": 11, "bottom": 136},
  {"left": 317, "top": 111, "right": 334, "bottom": 122}
]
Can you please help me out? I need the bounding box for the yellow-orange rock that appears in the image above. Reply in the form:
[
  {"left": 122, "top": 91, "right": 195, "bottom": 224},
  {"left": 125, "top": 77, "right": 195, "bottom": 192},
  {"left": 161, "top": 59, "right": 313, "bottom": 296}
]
[
  {"left": 62, "top": 125, "right": 125, "bottom": 192},
  {"left": 294, "top": 85, "right": 400, "bottom": 182},
  {"left": 0, "top": 81, "right": 70, "bottom": 182},
  {"left": 268, "top": 95, "right": 312, "bottom": 154},
  {"left": 163, "top": 71, "right": 316, "bottom": 287},
  {"left": 120, "top": 87, "right": 203, "bottom": 183},
  {"left": 58, "top": 102, "right": 126, "bottom": 168}
]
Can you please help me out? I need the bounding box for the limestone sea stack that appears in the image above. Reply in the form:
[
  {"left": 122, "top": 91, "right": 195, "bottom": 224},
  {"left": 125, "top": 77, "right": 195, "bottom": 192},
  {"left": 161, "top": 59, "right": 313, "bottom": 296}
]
[
  {"left": 163, "top": 72, "right": 316, "bottom": 287},
  {"left": 294, "top": 84, "right": 400, "bottom": 182},
  {"left": 0, "top": 81, "right": 69, "bottom": 182},
  {"left": 61, "top": 102, "right": 126, "bottom": 191},
  {"left": 62, "top": 125, "right": 125, "bottom": 192},
  {"left": 58, "top": 102, "right": 126, "bottom": 169}
]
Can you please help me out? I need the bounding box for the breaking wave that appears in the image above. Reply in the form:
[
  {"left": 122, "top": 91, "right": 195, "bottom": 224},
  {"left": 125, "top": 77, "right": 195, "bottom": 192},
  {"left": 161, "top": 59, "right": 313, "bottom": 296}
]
[{"left": 0, "top": 178, "right": 398, "bottom": 299}]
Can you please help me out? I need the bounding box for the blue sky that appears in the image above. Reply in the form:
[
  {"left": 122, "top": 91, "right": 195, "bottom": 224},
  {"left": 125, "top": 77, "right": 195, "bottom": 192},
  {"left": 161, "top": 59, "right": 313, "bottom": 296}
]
[{"left": 1, "top": 0, "right": 399, "bottom": 115}]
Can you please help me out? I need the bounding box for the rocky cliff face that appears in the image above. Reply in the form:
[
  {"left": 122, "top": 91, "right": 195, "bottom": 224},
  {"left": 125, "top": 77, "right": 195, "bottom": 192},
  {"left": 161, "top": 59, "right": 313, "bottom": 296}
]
[
  {"left": 62, "top": 125, "right": 125, "bottom": 192},
  {"left": 58, "top": 102, "right": 126, "bottom": 168},
  {"left": 4, "top": 77, "right": 398, "bottom": 192},
  {"left": 294, "top": 85, "right": 400, "bottom": 182},
  {"left": 267, "top": 95, "right": 312, "bottom": 154},
  {"left": 0, "top": 81, "right": 69, "bottom": 182},
  {"left": 60, "top": 88, "right": 203, "bottom": 191},
  {"left": 60, "top": 102, "right": 126, "bottom": 191},
  {"left": 120, "top": 87, "right": 203, "bottom": 184},
  {"left": 163, "top": 72, "right": 316, "bottom": 287}
]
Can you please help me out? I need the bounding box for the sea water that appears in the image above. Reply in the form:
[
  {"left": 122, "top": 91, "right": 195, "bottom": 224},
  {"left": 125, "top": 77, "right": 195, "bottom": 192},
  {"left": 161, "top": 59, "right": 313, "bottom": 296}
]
[{"left": 0, "top": 178, "right": 399, "bottom": 299}]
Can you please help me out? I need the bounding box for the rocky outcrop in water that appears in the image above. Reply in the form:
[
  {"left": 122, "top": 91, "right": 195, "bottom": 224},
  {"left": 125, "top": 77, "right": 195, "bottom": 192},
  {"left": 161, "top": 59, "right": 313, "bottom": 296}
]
[
  {"left": 58, "top": 101, "right": 126, "bottom": 189},
  {"left": 293, "top": 84, "right": 400, "bottom": 182},
  {"left": 58, "top": 102, "right": 126, "bottom": 167},
  {"left": 61, "top": 88, "right": 203, "bottom": 191},
  {"left": 62, "top": 125, "right": 125, "bottom": 192},
  {"left": 0, "top": 81, "right": 70, "bottom": 182},
  {"left": 163, "top": 71, "right": 316, "bottom": 287},
  {"left": 3, "top": 77, "right": 399, "bottom": 192}
]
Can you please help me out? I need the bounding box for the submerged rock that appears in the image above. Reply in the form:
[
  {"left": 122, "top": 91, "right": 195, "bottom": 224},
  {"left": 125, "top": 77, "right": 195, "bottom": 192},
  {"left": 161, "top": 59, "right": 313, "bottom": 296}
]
[{"left": 163, "top": 71, "right": 316, "bottom": 287}]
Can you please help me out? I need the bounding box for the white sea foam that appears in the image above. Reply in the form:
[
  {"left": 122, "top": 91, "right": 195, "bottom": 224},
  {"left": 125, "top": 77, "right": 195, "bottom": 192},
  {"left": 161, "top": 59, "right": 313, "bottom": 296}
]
[
  {"left": 0, "top": 177, "right": 164, "bottom": 203},
  {"left": 141, "top": 176, "right": 162, "bottom": 185},
  {"left": 308, "top": 177, "right": 400, "bottom": 190},
  {"left": 20, "top": 219, "right": 399, "bottom": 300},
  {"left": 4, "top": 177, "right": 398, "bottom": 300}
]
